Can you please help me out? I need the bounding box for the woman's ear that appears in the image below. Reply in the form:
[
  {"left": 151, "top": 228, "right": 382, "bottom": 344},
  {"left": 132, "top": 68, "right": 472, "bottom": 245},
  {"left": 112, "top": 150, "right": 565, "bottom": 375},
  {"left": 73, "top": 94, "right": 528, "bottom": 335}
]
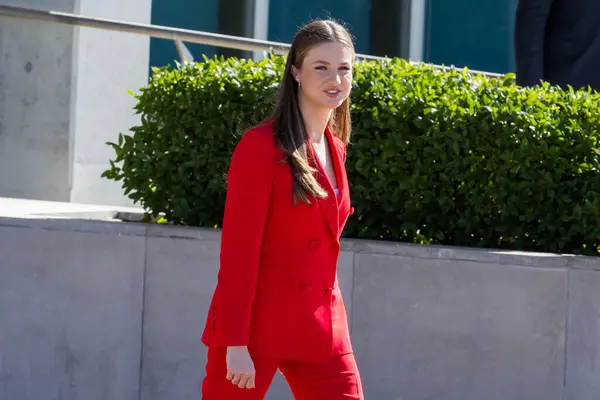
[{"left": 291, "top": 66, "right": 299, "bottom": 82}]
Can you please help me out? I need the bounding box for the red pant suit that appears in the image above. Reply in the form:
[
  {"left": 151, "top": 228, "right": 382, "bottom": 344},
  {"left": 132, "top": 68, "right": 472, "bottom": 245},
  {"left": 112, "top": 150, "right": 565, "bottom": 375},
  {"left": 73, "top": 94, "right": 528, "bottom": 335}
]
[{"left": 201, "top": 120, "right": 358, "bottom": 397}]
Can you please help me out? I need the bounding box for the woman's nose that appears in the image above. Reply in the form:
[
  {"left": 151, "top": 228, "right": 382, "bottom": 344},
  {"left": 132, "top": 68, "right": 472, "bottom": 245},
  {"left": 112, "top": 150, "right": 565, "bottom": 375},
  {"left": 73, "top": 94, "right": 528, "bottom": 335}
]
[{"left": 327, "top": 71, "right": 342, "bottom": 85}]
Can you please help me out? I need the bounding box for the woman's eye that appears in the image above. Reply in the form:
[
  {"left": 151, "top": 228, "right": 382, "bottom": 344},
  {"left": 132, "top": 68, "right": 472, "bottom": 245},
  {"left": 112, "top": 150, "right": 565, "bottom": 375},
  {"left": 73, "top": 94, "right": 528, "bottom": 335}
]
[{"left": 315, "top": 66, "right": 327, "bottom": 70}]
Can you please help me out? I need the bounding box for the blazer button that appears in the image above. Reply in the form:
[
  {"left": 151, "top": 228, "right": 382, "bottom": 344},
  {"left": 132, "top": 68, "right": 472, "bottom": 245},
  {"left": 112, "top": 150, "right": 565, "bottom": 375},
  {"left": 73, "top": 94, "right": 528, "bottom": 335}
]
[
  {"left": 349, "top": 207, "right": 355, "bottom": 215},
  {"left": 308, "top": 239, "right": 320, "bottom": 249}
]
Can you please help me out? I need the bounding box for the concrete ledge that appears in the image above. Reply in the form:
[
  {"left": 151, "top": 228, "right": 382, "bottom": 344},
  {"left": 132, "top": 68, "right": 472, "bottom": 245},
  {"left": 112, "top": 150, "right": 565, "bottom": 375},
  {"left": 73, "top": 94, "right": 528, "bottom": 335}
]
[
  {"left": 345, "top": 237, "right": 582, "bottom": 268},
  {"left": 146, "top": 223, "right": 221, "bottom": 241},
  {"left": 0, "top": 216, "right": 147, "bottom": 236}
]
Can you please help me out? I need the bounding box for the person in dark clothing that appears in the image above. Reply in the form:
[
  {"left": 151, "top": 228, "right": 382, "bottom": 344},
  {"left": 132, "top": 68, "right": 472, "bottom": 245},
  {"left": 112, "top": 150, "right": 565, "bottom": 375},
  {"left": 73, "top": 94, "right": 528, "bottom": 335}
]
[{"left": 514, "top": 0, "right": 600, "bottom": 91}]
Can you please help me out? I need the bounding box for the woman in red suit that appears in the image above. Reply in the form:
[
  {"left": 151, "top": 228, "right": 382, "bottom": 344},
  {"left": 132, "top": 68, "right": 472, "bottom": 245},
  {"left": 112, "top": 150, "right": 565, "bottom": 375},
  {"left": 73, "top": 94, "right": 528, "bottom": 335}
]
[{"left": 201, "top": 19, "right": 363, "bottom": 399}]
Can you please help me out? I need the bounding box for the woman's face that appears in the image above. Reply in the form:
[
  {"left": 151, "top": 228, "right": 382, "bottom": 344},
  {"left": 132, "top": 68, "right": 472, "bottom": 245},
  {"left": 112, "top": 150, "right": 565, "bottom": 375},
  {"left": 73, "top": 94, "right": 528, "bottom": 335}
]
[{"left": 292, "top": 41, "right": 354, "bottom": 110}]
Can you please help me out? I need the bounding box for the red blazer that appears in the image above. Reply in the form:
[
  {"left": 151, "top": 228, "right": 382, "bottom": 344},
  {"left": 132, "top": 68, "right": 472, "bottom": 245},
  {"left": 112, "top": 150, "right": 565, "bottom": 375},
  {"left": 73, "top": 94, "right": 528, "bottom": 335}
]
[{"left": 201, "top": 120, "right": 354, "bottom": 362}]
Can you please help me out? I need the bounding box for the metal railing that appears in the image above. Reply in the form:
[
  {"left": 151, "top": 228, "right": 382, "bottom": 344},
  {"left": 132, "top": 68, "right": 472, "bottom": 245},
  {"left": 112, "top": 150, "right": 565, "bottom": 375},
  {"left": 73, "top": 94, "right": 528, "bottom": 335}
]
[{"left": 0, "top": 4, "right": 502, "bottom": 77}]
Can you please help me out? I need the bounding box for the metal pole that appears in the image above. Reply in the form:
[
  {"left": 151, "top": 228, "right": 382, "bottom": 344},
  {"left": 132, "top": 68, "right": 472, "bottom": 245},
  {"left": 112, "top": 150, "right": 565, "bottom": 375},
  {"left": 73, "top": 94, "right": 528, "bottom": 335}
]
[
  {"left": 0, "top": 4, "right": 290, "bottom": 55},
  {"left": 0, "top": 4, "right": 502, "bottom": 75}
]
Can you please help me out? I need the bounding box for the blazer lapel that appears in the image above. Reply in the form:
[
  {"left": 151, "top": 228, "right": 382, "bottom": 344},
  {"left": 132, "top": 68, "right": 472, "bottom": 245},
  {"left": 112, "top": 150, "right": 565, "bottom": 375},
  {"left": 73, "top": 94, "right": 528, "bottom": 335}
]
[
  {"left": 326, "top": 127, "right": 349, "bottom": 210},
  {"left": 308, "top": 128, "right": 340, "bottom": 239},
  {"left": 325, "top": 127, "right": 351, "bottom": 232}
]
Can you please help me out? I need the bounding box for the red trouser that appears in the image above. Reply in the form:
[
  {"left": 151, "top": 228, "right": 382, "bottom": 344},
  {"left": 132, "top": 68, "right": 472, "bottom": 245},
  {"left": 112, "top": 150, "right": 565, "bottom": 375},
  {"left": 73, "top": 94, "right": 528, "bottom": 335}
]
[{"left": 201, "top": 347, "right": 364, "bottom": 399}]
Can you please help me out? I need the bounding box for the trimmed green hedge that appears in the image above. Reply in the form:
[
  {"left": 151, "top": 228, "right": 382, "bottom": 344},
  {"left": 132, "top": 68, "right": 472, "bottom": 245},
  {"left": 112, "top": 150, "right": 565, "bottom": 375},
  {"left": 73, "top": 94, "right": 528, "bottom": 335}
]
[{"left": 103, "top": 55, "right": 600, "bottom": 255}]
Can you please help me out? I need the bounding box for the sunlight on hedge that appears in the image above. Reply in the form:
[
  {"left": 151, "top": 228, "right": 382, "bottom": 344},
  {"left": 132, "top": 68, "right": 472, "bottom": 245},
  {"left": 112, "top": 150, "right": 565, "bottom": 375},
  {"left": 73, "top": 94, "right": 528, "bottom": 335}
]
[{"left": 103, "top": 54, "right": 600, "bottom": 255}]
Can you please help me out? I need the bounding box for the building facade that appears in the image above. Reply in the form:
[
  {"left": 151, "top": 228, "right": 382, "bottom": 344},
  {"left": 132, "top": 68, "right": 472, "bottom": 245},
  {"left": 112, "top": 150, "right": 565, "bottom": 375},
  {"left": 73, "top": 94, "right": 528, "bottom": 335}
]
[
  {"left": 150, "top": 0, "right": 519, "bottom": 74},
  {"left": 0, "top": 0, "right": 518, "bottom": 207}
]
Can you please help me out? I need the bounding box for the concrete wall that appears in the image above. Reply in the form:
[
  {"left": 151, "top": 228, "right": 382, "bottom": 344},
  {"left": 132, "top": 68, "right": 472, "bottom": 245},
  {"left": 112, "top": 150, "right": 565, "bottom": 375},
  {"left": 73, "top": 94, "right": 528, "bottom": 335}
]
[
  {"left": 0, "top": 0, "right": 150, "bottom": 206},
  {"left": 0, "top": 0, "right": 76, "bottom": 201},
  {"left": 1, "top": 215, "right": 600, "bottom": 399}
]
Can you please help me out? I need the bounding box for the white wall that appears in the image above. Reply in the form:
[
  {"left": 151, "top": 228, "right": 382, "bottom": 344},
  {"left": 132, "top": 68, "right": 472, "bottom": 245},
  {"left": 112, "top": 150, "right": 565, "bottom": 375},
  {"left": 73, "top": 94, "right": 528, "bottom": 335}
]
[{"left": 69, "top": 0, "right": 151, "bottom": 206}]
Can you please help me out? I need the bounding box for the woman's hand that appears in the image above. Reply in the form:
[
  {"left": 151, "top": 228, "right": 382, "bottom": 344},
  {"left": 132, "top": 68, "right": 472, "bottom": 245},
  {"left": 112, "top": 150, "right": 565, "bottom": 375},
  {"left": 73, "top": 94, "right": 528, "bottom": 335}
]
[{"left": 226, "top": 346, "right": 256, "bottom": 389}]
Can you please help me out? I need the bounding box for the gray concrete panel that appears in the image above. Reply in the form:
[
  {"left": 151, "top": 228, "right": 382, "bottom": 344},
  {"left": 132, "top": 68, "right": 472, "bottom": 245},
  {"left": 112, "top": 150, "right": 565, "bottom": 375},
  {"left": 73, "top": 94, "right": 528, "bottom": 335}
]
[
  {"left": 0, "top": 225, "right": 145, "bottom": 400},
  {"left": 564, "top": 269, "right": 600, "bottom": 400},
  {"left": 352, "top": 253, "right": 567, "bottom": 400},
  {"left": 141, "top": 236, "right": 220, "bottom": 400}
]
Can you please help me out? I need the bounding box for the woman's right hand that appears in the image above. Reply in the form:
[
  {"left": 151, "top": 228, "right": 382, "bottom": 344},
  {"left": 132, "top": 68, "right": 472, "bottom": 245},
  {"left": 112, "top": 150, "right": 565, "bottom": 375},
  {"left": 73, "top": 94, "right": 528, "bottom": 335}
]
[{"left": 226, "top": 346, "right": 256, "bottom": 389}]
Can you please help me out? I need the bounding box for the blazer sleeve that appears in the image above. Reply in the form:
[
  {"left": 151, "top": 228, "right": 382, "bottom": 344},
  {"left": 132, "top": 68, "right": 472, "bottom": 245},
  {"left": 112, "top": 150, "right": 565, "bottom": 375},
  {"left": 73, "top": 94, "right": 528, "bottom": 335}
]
[
  {"left": 213, "top": 128, "right": 274, "bottom": 346},
  {"left": 514, "top": 0, "right": 555, "bottom": 87}
]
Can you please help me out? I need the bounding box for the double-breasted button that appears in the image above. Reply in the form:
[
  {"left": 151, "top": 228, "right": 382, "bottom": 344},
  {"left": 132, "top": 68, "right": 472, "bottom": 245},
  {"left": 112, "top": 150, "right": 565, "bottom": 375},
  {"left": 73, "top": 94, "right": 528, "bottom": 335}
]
[
  {"left": 308, "top": 239, "right": 320, "bottom": 249},
  {"left": 300, "top": 283, "right": 311, "bottom": 291}
]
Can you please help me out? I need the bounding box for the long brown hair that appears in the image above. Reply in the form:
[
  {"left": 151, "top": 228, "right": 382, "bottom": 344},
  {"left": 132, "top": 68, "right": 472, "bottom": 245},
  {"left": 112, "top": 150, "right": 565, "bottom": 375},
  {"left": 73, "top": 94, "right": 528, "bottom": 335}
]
[{"left": 272, "top": 20, "right": 355, "bottom": 204}]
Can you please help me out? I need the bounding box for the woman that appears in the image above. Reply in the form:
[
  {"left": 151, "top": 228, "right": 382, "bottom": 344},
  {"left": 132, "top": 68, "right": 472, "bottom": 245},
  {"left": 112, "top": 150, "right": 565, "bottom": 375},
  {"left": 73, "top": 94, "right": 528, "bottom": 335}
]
[{"left": 201, "top": 19, "right": 363, "bottom": 399}]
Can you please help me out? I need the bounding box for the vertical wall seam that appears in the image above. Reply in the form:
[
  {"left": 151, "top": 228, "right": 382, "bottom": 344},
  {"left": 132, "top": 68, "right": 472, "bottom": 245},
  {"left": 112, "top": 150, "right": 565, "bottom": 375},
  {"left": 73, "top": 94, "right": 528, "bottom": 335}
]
[
  {"left": 138, "top": 228, "right": 148, "bottom": 400},
  {"left": 562, "top": 266, "right": 571, "bottom": 399}
]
